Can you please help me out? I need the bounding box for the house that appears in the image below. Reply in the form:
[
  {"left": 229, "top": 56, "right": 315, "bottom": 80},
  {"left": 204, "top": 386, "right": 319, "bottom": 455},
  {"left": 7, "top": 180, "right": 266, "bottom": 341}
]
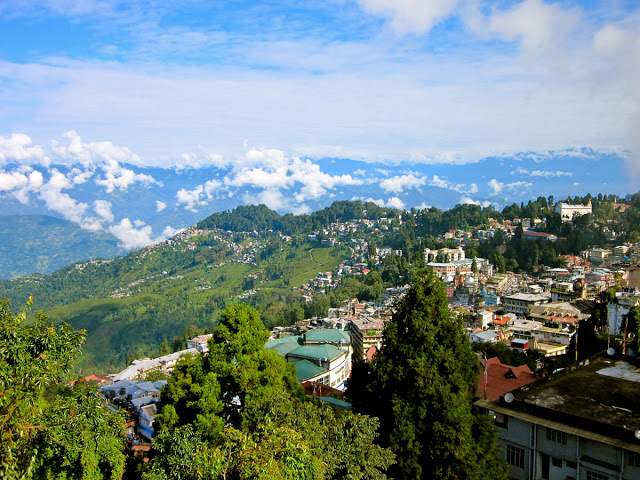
[
  {"left": 470, "top": 330, "right": 502, "bottom": 344},
  {"left": 476, "top": 354, "right": 640, "bottom": 480},
  {"left": 475, "top": 357, "right": 538, "bottom": 401},
  {"left": 186, "top": 334, "right": 212, "bottom": 352},
  {"left": 607, "top": 291, "right": 640, "bottom": 335}
]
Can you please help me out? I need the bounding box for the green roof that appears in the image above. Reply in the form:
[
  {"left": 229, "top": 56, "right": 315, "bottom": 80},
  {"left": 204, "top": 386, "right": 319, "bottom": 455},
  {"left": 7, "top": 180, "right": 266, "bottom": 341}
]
[
  {"left": 319, "top": 396, "right": 352, "bottom": 411},
  {"left": 265, "top": 336, "right": 303, "bottom": 356},
  {"left": 287, "top": 344, "right": 345, "bottom": 362},
  {"left": 291, "top": 359, "right": 327, "bottom": 382},
  {"left": 304, "top": 329, "right": 351, "bottom": 345}
]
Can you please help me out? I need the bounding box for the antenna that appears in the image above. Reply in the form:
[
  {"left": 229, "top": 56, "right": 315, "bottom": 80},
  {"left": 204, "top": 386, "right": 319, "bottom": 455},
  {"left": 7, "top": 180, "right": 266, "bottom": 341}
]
[{"left": 504, "top": 393, "right": 514, "bottom": 403}]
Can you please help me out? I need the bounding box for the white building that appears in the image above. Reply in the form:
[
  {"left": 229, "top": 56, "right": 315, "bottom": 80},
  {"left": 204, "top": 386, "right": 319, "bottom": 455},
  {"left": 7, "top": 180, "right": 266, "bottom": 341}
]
[{"left": 556, "top": 202, "right": 592, "bottom": 222}]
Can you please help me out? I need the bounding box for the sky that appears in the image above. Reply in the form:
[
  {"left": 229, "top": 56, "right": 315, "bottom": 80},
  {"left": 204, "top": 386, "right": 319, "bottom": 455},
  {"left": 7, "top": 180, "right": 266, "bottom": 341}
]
[
  {"left": 0, "top": 0, "right": 638, "bottom": 168},
  {"left": 0, "top": 1, "right": 639, "bottom": 251}
]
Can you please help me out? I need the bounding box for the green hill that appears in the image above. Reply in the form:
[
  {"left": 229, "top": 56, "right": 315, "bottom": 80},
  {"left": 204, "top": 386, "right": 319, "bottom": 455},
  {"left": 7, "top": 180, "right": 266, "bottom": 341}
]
[
  {"left": 0, "top": 215, "right": 122, "bottom": 279},
  {"left": 0, "top": 207, "right": 353, "bottom": 375}
]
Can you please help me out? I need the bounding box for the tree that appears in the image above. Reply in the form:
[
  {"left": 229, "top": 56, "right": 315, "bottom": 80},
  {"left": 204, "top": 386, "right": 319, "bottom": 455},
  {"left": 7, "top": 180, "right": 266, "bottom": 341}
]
[
  {"left": 0, "top": 297, "right": 126, "bottom": 479},
  {"left": 353, "top": 271, "right": 507, "bottom": 479},
  {"left": 149, "top": 304, "right": 394, "bottom": 480},
  {"left": 0, "top": 297, "right": 85, "bottom": 478}
]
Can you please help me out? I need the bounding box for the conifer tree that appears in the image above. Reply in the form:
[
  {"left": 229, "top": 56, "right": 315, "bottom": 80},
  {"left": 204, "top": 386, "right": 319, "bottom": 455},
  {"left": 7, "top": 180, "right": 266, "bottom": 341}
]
[{"left": 354, "top": 270, "right": 507, "bottom": 479}]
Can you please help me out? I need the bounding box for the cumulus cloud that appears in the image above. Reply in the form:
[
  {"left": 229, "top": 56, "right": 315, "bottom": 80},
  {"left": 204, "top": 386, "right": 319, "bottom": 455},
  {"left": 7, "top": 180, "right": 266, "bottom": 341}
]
[
  {"left": 0, "top": 170, "right": 30, "bottom": 191},
  {"left": 176, "top": 178, "right": 222, "bottom": 212},
  {"left": 108, "top": 218, "right": 154, "bottom": 250},
  {"left": 38, "top": 169, "right": 90, "bottom": 225},
  {"left": 93, "top": 200, "right": 114, "bottom": 223},
  {"left": 354, "top": 0, "right": 459, "bottom": 35},
  {"left": 366, "top": 196, "right": 405, "bottom": 209},
  {"left": 51, "top": 130, "right": 141, "bottom": 167},
  {"left": 0, "top": 133, "right": 48, "bottom": 165},
  {"left": 379, "top": 173, "right": 426, "bottom": 194},
  {"left": 246, "top": 189, "right": 285, "bottom": 211},
  {"left": 488, "top": 178, "right": 504, "bottom": 195},
  {"left": 460, "top": 196, "right": 492, "bottom": 208},
  {"left": 429, "top": 175, "right": 450, "bottom": 189},
  {"left": 156, "top": 200, "right": 167, "bottom": 212}
]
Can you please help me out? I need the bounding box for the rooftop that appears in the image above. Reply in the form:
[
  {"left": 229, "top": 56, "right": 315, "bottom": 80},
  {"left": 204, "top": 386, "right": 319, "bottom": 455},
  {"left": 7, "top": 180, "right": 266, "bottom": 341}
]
[{"left": 479, "top": 354, "right": 640, "bottom": 449}]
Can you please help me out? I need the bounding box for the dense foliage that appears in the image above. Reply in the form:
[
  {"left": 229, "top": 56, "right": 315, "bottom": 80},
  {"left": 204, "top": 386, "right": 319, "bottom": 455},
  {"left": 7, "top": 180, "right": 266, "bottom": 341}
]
[
  {"left": 349, "top": 270, "right": 508, "bottom": 479},
  {"left": 145, "top": 304, "right": 394, "bottom": 479},
  {"left": 0, "top": 298, "right": 127, "bottom": 479}
]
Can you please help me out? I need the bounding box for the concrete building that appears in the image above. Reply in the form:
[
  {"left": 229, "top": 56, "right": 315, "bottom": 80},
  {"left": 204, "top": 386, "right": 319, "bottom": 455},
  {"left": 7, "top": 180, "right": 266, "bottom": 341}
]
[
  {"left": 476, "top": 354, "right": 640, "bottom": 480},
  {"left": 504, "top": 293, "right": 550, "bottom": 316},
  {"left": 347, "top": 316, "right": 386, "bottom": 362},
  {"left": 557, "top": 202, "right": 592, "bottom": 222}
]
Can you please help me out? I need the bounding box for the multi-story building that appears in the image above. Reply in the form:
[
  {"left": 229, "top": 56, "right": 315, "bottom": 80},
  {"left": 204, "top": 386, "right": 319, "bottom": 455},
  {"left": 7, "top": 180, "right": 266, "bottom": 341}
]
[
  {"left": 347, "top": 316, "right": 386, "bottom": 361},
  {"left": 504, "top": 293, "right": 550, "bottom": 316},
  {"left": 557, "top": 202, "right": 592, "bottom": 222},
  {"left": 476, "top": 354, "right": 640, "bottom": 480}
]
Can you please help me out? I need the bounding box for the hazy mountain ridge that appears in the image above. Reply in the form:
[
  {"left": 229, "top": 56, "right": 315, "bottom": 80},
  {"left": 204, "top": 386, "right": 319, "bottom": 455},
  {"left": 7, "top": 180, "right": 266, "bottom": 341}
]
[{"left": 0, "top": 215, "right": 122, "bottom": 279}]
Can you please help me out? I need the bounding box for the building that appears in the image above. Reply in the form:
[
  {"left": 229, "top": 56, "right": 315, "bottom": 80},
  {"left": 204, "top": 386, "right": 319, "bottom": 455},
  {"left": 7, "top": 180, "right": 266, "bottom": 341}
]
[
  {"left": 424, "top": 247, "right": 465, "bottom": 264},
  {"left": 557, "top": 202, "right": 592, "bottom": 222},
  {"left": 607, "top": 291, "right": 640, "bottom": 335},
  {"left": 476, "top": 354, "right": 640, "bottom": 480},
  {"left": 347, "top": 316, "right": 386, "bottom": 362},
  {"left": 475, "top": 357, "right": 538, "bottom": 401},
  {"left": 265, "top": 329, "right": 352, "bottom": 391},
  {"left": 504, "top": 293, "right": 550, "bottom": 316}
]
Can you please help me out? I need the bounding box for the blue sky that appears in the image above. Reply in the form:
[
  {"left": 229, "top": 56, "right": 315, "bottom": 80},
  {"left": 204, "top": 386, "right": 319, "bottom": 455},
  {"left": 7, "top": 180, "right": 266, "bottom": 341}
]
[
  {"left": 0, "top": 1, "right": 638, "bottom": 249},
  {"left": 0, "top": 0, "right": 638, "bottom": 168}
]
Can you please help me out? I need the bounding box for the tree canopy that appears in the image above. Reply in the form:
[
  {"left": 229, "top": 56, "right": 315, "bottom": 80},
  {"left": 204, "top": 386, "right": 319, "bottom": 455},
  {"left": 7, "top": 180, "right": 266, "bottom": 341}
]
[
  {"left": 146, "top": 303, "right": 394, "bottom": 480},
  {"left": 350, "top": 270, "right": 507, "bottom": 479}
]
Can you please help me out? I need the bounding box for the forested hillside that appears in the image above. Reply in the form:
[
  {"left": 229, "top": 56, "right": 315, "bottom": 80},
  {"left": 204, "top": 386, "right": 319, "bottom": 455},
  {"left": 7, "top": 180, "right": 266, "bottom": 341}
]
[
  {"left": 1, "top": 193, "right": 639, "bottom": 375},
  {"left": 0, "top": 215, "right": 121, "bottom": 279}
]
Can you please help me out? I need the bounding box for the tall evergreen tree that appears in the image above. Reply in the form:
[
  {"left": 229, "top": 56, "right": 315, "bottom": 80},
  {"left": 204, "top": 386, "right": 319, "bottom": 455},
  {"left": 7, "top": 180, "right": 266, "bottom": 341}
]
[{"left": 354, "top": 270, "right": 507, "bottom": 479}]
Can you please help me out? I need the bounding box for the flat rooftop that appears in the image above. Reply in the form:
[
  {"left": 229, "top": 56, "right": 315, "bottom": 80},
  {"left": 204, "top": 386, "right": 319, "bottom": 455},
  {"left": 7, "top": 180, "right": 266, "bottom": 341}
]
[{"left": 483, "top": 354, "right": 640, "bottom": 448}]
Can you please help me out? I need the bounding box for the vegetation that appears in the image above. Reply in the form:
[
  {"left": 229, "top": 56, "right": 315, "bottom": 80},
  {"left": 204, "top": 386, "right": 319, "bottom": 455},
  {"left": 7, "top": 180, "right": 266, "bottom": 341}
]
[
  {"left": 144, "top": 304, "right": 394, "bottom": 480},
  {"left": 0, "top": 298, "right": 126, "bottom": 479},
  {"left": 0, "top": 215, "right": 121, "bottom": 279},
  {"left": 348, "top": 270, "right": 508, "bottom": 479}
]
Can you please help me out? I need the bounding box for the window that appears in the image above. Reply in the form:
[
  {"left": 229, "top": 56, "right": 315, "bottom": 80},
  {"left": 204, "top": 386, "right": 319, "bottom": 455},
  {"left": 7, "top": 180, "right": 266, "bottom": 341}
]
[
  {"left": 495, "top": 413, "right": 509, "bottom": 429},
  {"left": 586, "top": 471, "right": 608, "bottom": 480},
  {"left": 551, "top": 457, "right": 562, "bottom": 468},
  {"left": 566, "top": 460, "right": 577, "bottom": 469},
  {"left": 506, "top": 445, "right": 525, "bottom": 469},
  {"left": 628, "top": 452, "right": 640, "bottom": 468},
  {"left": 546, "top": 428, "right": 568, "bottom": 445}
]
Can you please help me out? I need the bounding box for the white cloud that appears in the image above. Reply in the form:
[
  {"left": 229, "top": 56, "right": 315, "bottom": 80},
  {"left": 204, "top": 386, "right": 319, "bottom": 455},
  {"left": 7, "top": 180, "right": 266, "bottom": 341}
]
[
  {"left": 246, "top": 189, "right": 285, "bottom": 211},
  {"left": 506, "top": 181, "right": 532, "bottom": 190},
  {"left": 366, "top": 196, "right": 405, "bottom": 209},
  {"left": 486, "top": 0, "right": 581, "bottom": 51},
  {"left": 156, "top": 200, "right": 167, "bottom": 212},
  {"left": 459, "top": 196, "right": 492, "bottom": 208},
  {"left": 176, "top": 178, "right": 222, "bottom": 212},
  {"left": 161, "top": 225, "right": 181, "bottom": 238},
  {"left": 415, "top": 202, "right": 432, "bottom": 210},
  {"left": 38, "top": 169, "right": 90, "bottom": 224},
  {"left": 109, "top": 218, "right": 154, "bottom": 250},
  {"left": 0, "top": 133, "right": 48, "bottom": 165},
  {"left": 429, "top": 175, "right": 450, "bottom": 189},
  {"left": 530, "top": 170, "right": 572, "bottom": 177},
  {"left": 0, "top": 170, "right": 29, "bottom": 191},
  {"left": 379, "top": 173, "right": 426, "bottom": 194},
  {"left": 354, "top": 0, "right": 459, "bottom": 35},
  {"left": 93, "top": 200, "right": 114, "bottom": 223},
  {"left": 96, "top": 159, "right": 158, "bottom": 193},
  {"left": 488, "top": 178, "right": 504, "bottom": 195}
]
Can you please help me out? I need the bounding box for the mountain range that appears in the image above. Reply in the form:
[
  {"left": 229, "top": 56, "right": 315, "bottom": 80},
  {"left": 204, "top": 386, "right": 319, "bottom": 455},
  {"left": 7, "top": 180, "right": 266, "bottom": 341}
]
[{"left": 0, "top": 147, "right": 635, "bottom": 278}]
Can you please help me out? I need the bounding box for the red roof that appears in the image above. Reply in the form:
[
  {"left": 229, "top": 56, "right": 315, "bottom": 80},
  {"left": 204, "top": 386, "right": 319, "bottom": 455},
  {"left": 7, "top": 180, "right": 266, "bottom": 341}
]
[{"left": 475, "top": 357, "right": 538, "bottom": 401}]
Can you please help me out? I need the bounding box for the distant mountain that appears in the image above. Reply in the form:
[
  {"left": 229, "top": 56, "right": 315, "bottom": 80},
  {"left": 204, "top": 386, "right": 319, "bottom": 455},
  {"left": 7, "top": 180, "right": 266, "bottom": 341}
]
[
  {"left": 0, "top": 148, "right": 635, "bottom": 270},
  {"left": 0, "top": 215, "right": 122, "bottom": 278}
]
